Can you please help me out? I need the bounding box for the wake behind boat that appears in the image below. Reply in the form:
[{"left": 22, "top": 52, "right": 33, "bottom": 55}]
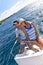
[{"left": 14, "top": 45, "right": 43, "bottom": 65}]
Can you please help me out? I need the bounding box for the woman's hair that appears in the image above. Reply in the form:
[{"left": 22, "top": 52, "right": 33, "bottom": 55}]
[{"left": 23, "top": 21, "right": 30, "bottom": 25}]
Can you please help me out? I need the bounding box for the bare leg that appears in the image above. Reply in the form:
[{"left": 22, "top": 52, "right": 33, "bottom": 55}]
[
  {"left": 38, "top": 36, "right": 43, "bottom": 44},
  {"left": 28, "top": 45, "right": 36, "bottom": 51},
  {"left": 23, "top": 41, "right": 37, "bottom": 51},
  {"left": 19, "top": 48, "right": 24, "bottom": 54},
  {"left": 19, "top": 41, "right": 25, "bottom": 54},
  {"left": 24, "top": 40, "right": 43, "bottom": 50},
  {"left": 37, "top": 36, "right": 43, "bottom": 50},
  {"left": 32, "top": 40, "right": 43, "bottom": 50},
  {"left": 19, "top": 41, "right": 36, "bottom": 53}
]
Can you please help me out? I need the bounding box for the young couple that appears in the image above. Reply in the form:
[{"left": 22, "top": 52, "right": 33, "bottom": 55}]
[{"left": 13, "top": 18, "right": 43, "bottom": 54}]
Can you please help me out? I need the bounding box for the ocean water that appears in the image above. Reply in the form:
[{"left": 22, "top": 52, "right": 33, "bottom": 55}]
[{"left": 0, "top": 2, "right": 43, "bottom": 65}]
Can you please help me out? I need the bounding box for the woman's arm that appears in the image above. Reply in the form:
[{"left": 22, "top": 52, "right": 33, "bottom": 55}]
[{"left": 31, "top": 22, "right": 39, "bottom": 37}]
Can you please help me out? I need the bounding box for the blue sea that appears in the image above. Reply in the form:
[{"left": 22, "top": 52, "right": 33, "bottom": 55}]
[{"left": 0, "top": 3, "right": 43, "bottom": 65}]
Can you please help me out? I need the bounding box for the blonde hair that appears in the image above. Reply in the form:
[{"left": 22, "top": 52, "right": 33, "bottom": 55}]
[{"left": 24, "top": 21, "right": 30, "bottom": 26}]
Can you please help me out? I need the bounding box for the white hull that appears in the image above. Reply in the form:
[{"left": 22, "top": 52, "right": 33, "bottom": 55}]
[{"left": 14, "top": 50, "right": 43, "bottom": 65}]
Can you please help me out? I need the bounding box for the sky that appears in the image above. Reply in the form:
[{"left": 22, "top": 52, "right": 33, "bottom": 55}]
[
  {"left": 0, "top": 0, "right": 20, "bottom": 14},
  {"left": 0, "top": 0, "right": 42, "bottom": 20}
]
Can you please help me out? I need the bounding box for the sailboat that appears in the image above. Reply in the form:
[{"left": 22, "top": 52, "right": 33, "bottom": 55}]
[{"left": 14, "top": 45, "right": 43, "bottom": 65}]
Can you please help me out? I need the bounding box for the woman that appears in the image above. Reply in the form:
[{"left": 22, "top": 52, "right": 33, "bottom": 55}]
[{"left": 19, "top": 19, "right": 43, "bottom": 50}]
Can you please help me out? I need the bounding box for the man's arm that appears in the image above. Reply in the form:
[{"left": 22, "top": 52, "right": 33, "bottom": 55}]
[
  {"left": 15, "top": 28, "right": 19, "bottom": 40},
  {"left": 16, "top": 33, "right": 19, "bottom": 40}
]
